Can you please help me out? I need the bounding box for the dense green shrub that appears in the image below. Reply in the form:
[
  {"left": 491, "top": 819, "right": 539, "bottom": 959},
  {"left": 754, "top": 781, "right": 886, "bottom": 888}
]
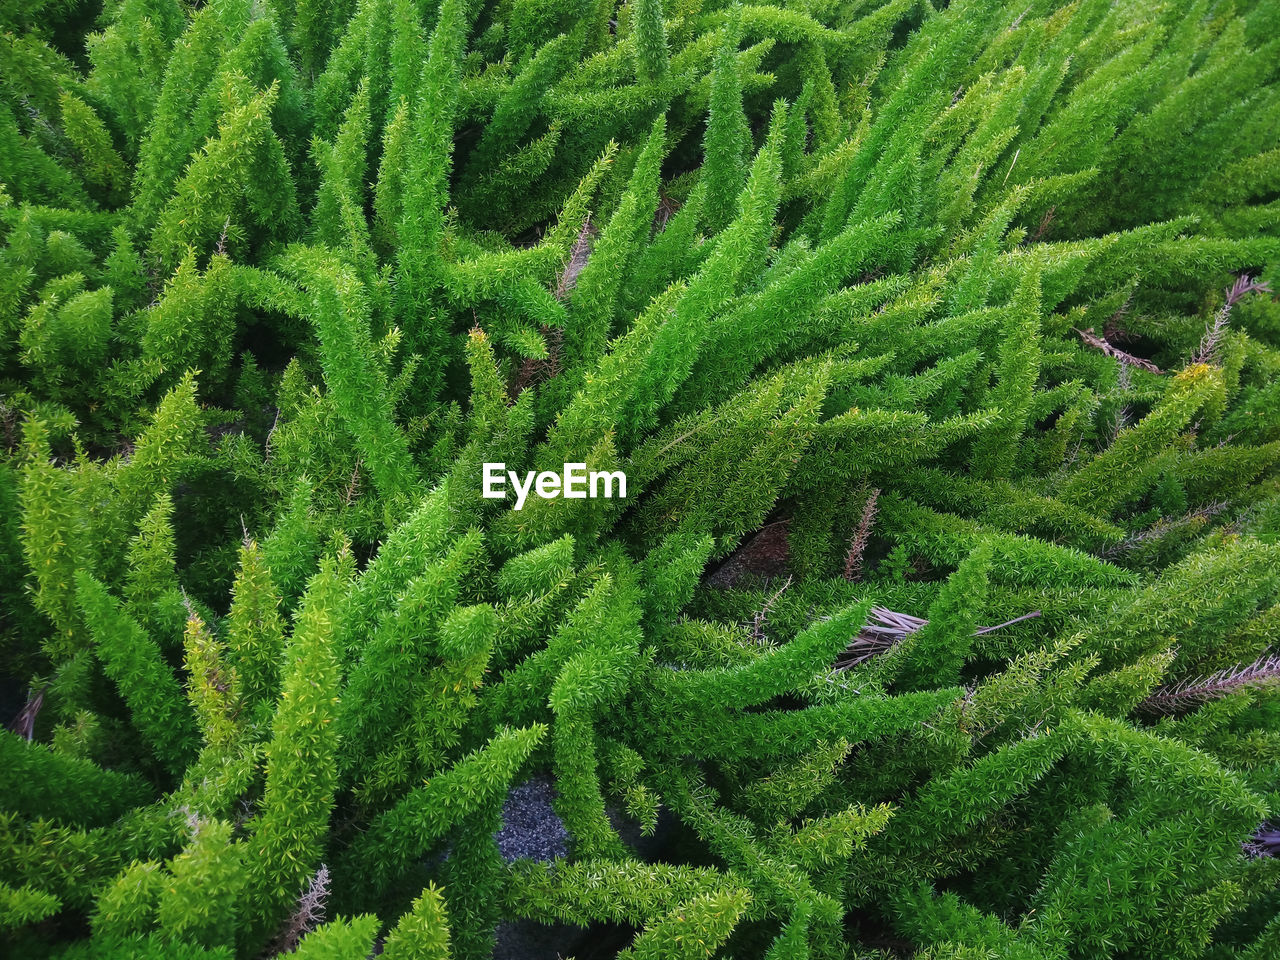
[{"left": 2, "top": 0, "right": 1280, "bottom": 957}]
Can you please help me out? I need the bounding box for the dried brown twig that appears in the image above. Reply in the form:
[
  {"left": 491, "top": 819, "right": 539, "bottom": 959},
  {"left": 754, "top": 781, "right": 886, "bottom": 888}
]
[
  {"left": 554, "top": 219, "right": 594, "bottom": 301},
  {"left": 215, "top": 215, "right": 231, "bottom": 256},
  {"left": 343, "top": 459, "right": 362, "bottom": 506},
  {"left": 1103, "top": 288, "right": 1135, "bottom": 342},
  {"left": 749, "top": 576, "right": 792, "bottom": 644},
  {"left": 843, "top": 488, "right": 880, "bottom": 583},
  {"left": 1030, "top": 205, "right": 1056, "bottom": 243},
  {"left": 1107, "top": 359, "right": 1133, "bottom": 443},
  {"left": 832, "top": 607, "right": 925, "bottom": 671},
  {"left": 513, "top": 324, "right": 564, "bottom": 395},
  {"left": 8, "top": 684, "right": 46, "bottom": 741},
  {"left": 273, "top": 864, "right": 331, "bottom": 954},
  {"left": 508, "top": 226, "right": 588, "bottom": 398},
  {"left": 1245, "top": 823, "right": 1280, "bottom": 859},
  {"left": 1138, "top": 651, "right": 1280, "bottom": 716},
  {"left": 1099, "top": 501, "right": 1230, "bottom": 557},
  {"left": 831, "top": 606, "right": 1041, "bottom": 672},
  {"left": 1193, "top": 274, "right": 1272, "bottom": 365},
  {"left": 1075, "top": 326, "right": 1163, "bottom": 374},
  {"left": 654, "top": 192, "right": 682, "bottom": 231}
]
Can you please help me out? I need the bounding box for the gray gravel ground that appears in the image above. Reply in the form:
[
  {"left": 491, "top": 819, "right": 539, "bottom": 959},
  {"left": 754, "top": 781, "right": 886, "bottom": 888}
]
[
  {"left": 493, "top": 774, "right": 670, "bottom": 958},
  {"left": 496, "top": 774, "right": 570, "bottom": 864},
  {"left": 494, "top": 774, "right": 583, "bottom": 959}
]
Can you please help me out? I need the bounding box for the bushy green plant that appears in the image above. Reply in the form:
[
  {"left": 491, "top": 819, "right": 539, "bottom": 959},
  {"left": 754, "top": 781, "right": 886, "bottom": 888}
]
[{"left": 2, "top": 1, "right": 1280, "bottom": 958}]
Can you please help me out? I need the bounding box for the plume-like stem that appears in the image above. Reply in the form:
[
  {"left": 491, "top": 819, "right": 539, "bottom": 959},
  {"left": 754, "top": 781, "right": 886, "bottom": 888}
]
[
  {"left": 1192, "top": 274, "right": 1271, "bottom": 365},
  {"left": 833, "top": 606, "right": 1041, "bottom": 672},
  {"left": 1139, "top": 652, "right": 1280, "bottom": 716},
  {"left": 843, "top": 488, "right": 880, "bottom": 583}
]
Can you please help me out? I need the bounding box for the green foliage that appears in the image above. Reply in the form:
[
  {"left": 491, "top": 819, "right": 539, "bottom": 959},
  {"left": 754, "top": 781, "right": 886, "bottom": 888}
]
[
  {"left": 291, "top": 914, "right": 379, "bottom": 959},
  {"left": 75, "top": 573, "right": 197, "bottom": 775},
  {"left": 0, "top": 878, "right": 61, "bottom": 931},
  {"left": 243, "top": 548, "right": 350, "bottom": 939},
  {"left": 224, "top": 539, "right": 286, "bottom": 728},
  {"left": 2, "top": 0, "right": 1280, "bottom": 958},
  {"left": 0, "top": 731, "right": 150, "bottom": 827},
  {"left": 156, "top": 818, "right": 246, "bottom": 949},
  {"left": 381, "top": 884, "right": 451, "bottom": 959}
]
